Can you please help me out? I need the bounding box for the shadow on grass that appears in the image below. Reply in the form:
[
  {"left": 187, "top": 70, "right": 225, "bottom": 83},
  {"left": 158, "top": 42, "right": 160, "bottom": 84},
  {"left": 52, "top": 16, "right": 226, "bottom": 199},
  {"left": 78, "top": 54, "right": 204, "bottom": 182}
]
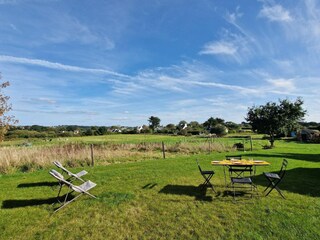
[
  {"left": 159, "top": 184, "right": 213, "bottom": 202},
  {"left": 254, "top": 167, "right": 320, "bottom": 197},
  {"left": 244, "top": 153, "right": 320, "bottom": 163},
  {"left": 2, "top": 196, "right": 63, "bottom": 209},
  {"left": 17, "top": 182, "right": 57, "bottom": 188}
]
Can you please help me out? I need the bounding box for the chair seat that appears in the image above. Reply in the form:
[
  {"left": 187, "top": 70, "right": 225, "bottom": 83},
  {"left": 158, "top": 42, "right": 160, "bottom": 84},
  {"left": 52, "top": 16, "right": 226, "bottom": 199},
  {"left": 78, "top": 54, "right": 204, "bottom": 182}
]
[
  {"left": 231, "top": 177, "right": 252, "bottom": 184},
  {"left": 75, "top": 170, "right": 88, "bottom": 178},
  {"left": 73, "top": 180, "right": 97, "bottom": 193},
  {"left": 264, "top": 172, "right": 280, "bottom": 179}
]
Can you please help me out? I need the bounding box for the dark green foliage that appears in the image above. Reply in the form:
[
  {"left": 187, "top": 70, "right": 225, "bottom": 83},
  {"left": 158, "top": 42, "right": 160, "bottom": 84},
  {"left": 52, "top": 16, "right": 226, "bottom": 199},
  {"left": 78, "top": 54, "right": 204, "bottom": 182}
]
[
  {"left": 210, "top": 124, "right": 228, "bottom": 136},
  {"left": 148, "top": 116, "right": 161, "bottom": 132},
  {"left": 203, "top": 117, "right": 225, "bottom": 130},
  {"left": 246, "top": 98, "right": 306, "bottom": 147}
]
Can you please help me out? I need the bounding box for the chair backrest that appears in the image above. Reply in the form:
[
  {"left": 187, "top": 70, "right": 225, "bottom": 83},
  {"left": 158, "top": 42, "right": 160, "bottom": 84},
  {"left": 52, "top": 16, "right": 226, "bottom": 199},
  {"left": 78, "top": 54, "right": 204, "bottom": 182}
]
[
  {"left": 196, "top": 159, "right": 203, "bottom": 173},
  {"left": 226, "top": 155, "right": 242, "bottom": 160},
  {"left": 50, "top": 169, "right": 88, "bottom": 194},
  {"left": 50, "top": 169, "right": 72, "bottom": 187},
  {"left": 53, "top": 161, "right": 72, "bottom": 176},
  {"left": 278, "top": 159, "right": 288, "bottom": 178}
]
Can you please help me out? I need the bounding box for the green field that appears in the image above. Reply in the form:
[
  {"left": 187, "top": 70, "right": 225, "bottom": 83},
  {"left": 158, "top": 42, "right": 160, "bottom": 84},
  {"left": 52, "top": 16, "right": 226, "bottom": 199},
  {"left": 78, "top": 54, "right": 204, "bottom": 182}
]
[{"left": 0, "top": 135, "right": 319, "bottom": 239}]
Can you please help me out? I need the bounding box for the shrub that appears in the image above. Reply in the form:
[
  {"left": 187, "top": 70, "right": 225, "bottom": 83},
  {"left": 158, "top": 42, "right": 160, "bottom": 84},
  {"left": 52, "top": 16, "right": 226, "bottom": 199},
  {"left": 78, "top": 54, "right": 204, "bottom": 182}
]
[{"left": 210, "top": 124, "right": 228, "bottom": 136}]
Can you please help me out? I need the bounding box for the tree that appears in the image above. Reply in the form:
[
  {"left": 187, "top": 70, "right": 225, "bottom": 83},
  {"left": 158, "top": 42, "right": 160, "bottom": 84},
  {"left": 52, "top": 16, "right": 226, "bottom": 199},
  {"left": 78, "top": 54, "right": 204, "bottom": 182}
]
[
  {"left": 0, "top": 74, "right": 17, "bottom": 141},
  {"left": 164, "top": 123, "right": 176, "bottom": 134},
  {"left": 203, "top": 117, "right": 225, "bottom": 132},
  {"left": 225, "top": 121, "right": 240, "bottom": 132},
  {"left": 246, "top": 98, "right": 306, "bottom": 148},
  {"left": 188, "top": 121, "right": 203, "bottom": 134},
  {"left": 210, "top": 124, "right": 228, "bottom": 136},
  {"left": 178, "top": 120, "right": 187, "bottom": 130},
  {"left": 148, "top": 116, "right": 160, "bottom": 132}
]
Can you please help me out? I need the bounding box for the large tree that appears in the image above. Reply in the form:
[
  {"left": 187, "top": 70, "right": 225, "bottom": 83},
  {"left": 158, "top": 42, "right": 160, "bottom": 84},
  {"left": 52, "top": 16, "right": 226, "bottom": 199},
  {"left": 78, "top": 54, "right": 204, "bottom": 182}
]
[
  {"left": 148, "top": 116, "right": 161, "bottom": 132},
  {"left": 0, "top": 74, "right": 17, "bottom": 141},
  {"left": 246, "top": 98, "right": 306, "bottom": 148},
  {"left": 203, "top": 117, "right": 225, "bottom": 130}
]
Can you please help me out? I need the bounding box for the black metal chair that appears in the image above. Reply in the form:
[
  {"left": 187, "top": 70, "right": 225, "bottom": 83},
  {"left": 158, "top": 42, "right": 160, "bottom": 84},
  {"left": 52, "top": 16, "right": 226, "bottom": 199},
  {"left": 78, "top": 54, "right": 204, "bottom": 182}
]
[
  {"left": 226, "top": 155, "right": 252, "bottom": 178},
  {"left": 226, "top": 155, "right": 242, "bottom": 160},
  {"left": 263, "top": 159, "right": 288, "bottom": 199},
  {"left": 231, "top": 175, "right": 255, "bottom": 199},
  {"left": 196, "top": 159, "right": 215, "bottom": 192}
]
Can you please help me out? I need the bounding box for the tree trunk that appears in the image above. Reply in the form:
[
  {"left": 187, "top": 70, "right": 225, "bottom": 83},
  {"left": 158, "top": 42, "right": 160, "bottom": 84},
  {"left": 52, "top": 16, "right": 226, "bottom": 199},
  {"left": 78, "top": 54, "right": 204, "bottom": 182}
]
[{"left": 269, "top": 134, "right": 275, "bottom": 148}]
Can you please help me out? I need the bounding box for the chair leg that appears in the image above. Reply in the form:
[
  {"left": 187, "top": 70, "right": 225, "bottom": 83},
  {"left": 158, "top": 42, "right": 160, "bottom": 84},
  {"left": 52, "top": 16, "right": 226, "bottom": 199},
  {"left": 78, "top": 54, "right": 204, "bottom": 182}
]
[
  {"left": 265, "top": 180, "right": 285, "bottom": 199},
  {"left": 54, "top": 193, "right": 83, "bottom": 213},
  {"left": 201, "top": 174, "right": 215, "bottom": 192},
  {"left": 263, "top": 181, "right": 273, "bottom": 192}
]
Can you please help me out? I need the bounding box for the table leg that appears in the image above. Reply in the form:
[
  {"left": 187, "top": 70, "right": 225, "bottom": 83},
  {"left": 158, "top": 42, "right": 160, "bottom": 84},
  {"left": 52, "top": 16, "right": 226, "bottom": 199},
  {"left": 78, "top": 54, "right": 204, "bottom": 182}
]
[{"left": 223, "top": 166, "right": 227, "bottom": 187}]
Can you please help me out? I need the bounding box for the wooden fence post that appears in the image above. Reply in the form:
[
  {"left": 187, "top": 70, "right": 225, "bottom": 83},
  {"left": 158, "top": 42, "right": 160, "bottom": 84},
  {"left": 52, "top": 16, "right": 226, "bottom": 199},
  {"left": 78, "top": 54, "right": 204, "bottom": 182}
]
[
  {"left": 243, "top": 139, "right": 245, "bottom": 152},
  {"left": 91, "top": 144, "right": 94, "bottom": 166},
  {"left": 249, "top": 136, "right": 253, "bottom": 151},
  {"left": 162, "top": 141, "right": 166, "bottom": 159}
]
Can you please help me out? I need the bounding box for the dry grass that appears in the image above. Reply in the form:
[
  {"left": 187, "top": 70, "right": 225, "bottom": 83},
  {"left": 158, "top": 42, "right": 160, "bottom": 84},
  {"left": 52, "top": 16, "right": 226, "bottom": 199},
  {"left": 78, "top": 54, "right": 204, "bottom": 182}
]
[{"left": 0, "top": 141, "right": 234, "bottom": 174}]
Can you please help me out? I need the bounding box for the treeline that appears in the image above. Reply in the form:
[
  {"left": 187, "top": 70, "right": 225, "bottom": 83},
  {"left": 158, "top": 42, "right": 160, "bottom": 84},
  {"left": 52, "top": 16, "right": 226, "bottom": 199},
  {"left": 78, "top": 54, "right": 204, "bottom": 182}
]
[
  {"left": 5, "top": 117, "right": 249, "bottom": 139},
  {"left": 5, "top": 118, "right": 319, "bottom": 140}
]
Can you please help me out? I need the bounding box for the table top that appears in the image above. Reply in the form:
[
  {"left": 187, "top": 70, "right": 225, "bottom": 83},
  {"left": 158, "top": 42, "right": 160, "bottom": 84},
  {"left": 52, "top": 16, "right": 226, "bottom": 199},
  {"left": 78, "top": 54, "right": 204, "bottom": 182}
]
[{"left": 211, "top": 159, "right": 270, "bottom": 166}]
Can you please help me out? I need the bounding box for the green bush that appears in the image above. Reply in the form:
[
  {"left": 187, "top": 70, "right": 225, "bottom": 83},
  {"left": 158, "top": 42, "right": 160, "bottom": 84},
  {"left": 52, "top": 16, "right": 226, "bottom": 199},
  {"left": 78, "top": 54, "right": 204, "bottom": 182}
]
[{"left": 210, "top": 124, "right": 228, "bottom": 136}]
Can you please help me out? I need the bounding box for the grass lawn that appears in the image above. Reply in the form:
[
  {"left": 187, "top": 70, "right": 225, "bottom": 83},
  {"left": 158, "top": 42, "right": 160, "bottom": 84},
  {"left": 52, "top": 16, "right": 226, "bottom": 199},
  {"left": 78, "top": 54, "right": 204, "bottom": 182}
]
[{"left": 0, "top": 138, "right": 319, "bottom": 239}]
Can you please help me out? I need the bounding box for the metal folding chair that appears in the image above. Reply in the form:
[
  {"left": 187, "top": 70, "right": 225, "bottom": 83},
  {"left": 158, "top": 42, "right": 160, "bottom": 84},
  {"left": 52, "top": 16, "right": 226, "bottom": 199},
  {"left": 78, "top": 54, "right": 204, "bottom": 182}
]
[
  {"left": 50, "top": 169, "right": 97, "bottom": 212},
  {"left": 196, "top": 159, "right": 215, "bottom": 192},
  {"left": 53, "top": 161, "right": 87, "bottom": 182},
  {"left": 226, "top": 155, "right": 242, "bottom": 160},
  {"left": 263, "top": 159, "right": 288, "bottom": 199},
  {"left": 230, "top": 165, "right": 256, "bottom": 199},
  {"left": 226, "top": 155, "right": 252, "bottom": 178}
]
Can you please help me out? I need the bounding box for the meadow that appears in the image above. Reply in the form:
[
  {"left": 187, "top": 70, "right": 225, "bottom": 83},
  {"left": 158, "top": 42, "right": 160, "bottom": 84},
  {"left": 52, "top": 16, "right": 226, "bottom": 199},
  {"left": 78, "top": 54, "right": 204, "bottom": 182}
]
[{"left": 0, "top": 134, "right": 319, "bottom": 239}]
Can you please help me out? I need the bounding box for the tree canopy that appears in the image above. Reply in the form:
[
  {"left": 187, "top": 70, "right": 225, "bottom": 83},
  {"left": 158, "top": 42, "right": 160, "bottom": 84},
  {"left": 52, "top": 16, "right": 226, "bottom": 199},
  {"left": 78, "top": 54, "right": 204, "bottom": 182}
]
[
  {"left": 0, "top": 74, "right": 17, "bottom": 141},
  {"left": 148, "top": 116, "right": 161, "bottom": 132},
  {"left": 246, "top": 98, "right": 306, "bottom": 147}
]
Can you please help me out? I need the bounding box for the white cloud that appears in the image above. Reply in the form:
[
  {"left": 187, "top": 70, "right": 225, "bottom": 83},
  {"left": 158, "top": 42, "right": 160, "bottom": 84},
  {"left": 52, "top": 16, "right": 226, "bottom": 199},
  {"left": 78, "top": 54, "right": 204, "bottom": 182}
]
[
  {"left": 259, "top": 5, "right": 292, "bottom": 22},
  {"left": 266, "top": 78, "right": 296, "bottom": 92},
  {"left": 0, "top": 55, "right": 129, "bottom": 78},
  {"left": 225, "top": 6, "right": 243, "bottom": 24},
  {"left": 199, "top": 29, "right": 253, "bottom": 63},
  {"left": 29, "top": 97, "right": 56, "bottom": 104},
  {"left": 199, "top": 41, "right": 237, "bottom": 55}
]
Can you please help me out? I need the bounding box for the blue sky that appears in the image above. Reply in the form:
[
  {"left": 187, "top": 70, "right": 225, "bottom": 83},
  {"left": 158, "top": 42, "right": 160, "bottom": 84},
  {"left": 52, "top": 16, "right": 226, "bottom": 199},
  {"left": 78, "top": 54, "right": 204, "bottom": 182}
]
[{"left": 0, "top": 0, "right": 319, "bottom": 126}]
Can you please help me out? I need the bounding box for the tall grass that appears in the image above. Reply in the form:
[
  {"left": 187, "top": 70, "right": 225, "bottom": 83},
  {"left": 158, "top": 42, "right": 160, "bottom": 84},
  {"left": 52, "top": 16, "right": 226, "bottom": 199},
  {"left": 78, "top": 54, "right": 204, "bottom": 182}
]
[{"left": 0, "top": 141, "right": 235, "bottom": 174}]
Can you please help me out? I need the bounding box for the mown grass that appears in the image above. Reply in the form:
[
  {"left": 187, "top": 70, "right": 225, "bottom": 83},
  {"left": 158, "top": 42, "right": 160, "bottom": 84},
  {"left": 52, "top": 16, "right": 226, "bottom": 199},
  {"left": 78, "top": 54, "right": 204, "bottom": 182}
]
[{"left": 0, "top": 137, "right": 319, "bottom": 239}]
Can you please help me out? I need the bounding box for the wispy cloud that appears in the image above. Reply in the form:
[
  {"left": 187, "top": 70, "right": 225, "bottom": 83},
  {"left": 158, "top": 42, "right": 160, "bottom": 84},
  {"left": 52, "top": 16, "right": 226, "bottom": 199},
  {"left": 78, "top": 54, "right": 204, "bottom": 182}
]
[
  {"left": 266, "top": 78, "right": 296, "bottom": 92},
  {"left": 199, "top": 41, "right": 237, "bottom": 55},
  {"left": 110, "top": 62, "right": 260, "bottom": 96},
  {"left": 199, "top": 30, "right": 252, "bottom": 63},
  {"left": 259, "top": 4, "right": 293, "bottom": 22},
  {"left": 0, "top": 55, "right": 130, "bottom": 78},
  {"left": 28, "top": 97, "right": 57, "bottom": 104},
  {"left": 14, "top": 108, "right": 98, "bottom": 115}
]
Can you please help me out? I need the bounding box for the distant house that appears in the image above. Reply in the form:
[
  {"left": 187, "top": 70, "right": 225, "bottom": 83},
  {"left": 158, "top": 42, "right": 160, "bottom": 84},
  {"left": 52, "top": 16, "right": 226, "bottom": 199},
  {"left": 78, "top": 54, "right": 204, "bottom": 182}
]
[
  {"left": 136, "top": 126, "right": 143, "bottom": 133},
  {"left": 181, "top": 123, "right": 187, "bottom": 130},
  {"left": 112, "top": 129, "right": 122, "bottom": 133},
  {"left": 298, "top": 129, "right": 320, "bottom": 142},
  {"left": 73, "top": 130, "right": 80, "bottom": 135}
]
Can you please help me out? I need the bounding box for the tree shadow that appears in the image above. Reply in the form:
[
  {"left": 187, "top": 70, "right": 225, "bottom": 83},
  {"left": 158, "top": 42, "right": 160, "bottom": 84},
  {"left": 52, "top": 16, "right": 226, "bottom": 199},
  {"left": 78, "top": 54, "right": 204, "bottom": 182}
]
[
  {"left": 244, "top": 153, "right": 320, "bottom": 163},
  {"left": 17, "top": 181, "right": 57, "bottom": 188},
  {"left": 159, "top": 184, "right": 213, "bottom": 202},
  {"left": 254, "top": 168, "right": 320, "bottom": 197}
]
